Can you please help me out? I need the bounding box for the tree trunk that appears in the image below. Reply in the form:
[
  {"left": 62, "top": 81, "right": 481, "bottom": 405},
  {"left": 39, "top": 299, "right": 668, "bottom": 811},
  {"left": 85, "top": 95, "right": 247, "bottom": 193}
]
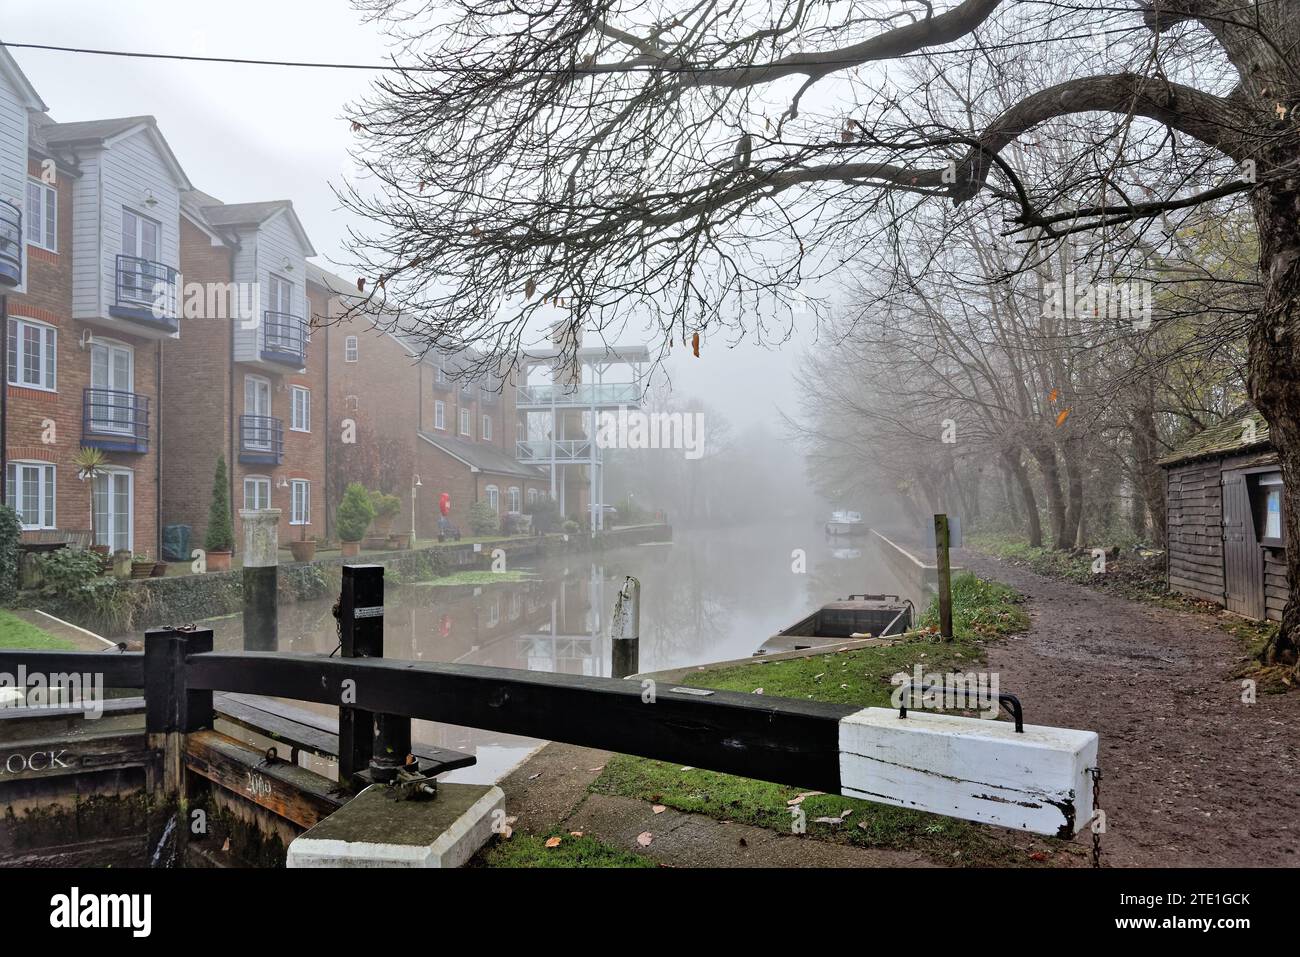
[
  {"left": 1030, "top": 442, "right": 1066, "bottom": 548},
  {"left": 1061, "top": 436, "right": 1086, "bottom": 548},
  {"left": 1247, "top": 189, "right": 1300, "bottom": 669},
  {"left": 1130, "top": 392, "right": 1166, "bottom": 546},
  {"left": 1003, "top": 449, "right": 1043, "bottom": 547}
]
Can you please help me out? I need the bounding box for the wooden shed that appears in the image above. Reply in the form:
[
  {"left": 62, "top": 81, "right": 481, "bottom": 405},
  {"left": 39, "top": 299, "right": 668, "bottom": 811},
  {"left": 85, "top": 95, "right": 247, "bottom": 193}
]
[{"left": 1160, "top": 407, "right": 1287, "bottom": 621}]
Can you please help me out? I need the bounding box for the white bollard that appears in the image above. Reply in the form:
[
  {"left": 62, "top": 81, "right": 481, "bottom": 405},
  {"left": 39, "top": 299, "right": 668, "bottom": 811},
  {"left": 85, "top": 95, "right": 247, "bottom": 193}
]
[{"left": 838, "top": 707, "right": 1098, "bottom": 836}]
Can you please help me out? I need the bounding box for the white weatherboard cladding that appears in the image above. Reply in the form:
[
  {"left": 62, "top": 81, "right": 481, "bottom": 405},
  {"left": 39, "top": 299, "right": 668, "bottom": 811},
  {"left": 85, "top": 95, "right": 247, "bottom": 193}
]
[
  {"left": 232, "top": 210, "right": 309, "bottom": 364},
  {"left": 838, "top": 707, "right": 1097, "bottom": 836},
  {"left": 73, "top": 128, "right": 181, "bottom": 324},
  {"left": 0, "top": 69, "right": 29, "bottom": 292}
]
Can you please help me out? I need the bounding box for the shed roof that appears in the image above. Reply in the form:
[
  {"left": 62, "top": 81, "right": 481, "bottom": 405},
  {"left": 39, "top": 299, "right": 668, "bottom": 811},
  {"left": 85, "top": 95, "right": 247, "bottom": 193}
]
[{"left": 1158, "top": 405, "right": 1271, "bottom": 467}]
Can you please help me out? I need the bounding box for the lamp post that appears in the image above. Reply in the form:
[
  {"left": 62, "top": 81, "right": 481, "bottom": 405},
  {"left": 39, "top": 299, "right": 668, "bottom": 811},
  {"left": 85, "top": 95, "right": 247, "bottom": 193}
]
[{"left": 411, "top": 474, "right": 422, "bottom": 544}]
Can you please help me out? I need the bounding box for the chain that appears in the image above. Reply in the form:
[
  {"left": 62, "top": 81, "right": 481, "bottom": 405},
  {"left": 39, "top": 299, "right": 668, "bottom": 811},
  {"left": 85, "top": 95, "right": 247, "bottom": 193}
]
[{"left": 1090, "top": 767, "right": 1103, "bottom": 868}]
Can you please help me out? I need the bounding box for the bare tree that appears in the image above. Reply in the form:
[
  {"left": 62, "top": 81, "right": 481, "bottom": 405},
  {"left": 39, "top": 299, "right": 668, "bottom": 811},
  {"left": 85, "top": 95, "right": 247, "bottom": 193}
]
[{"left": 341, "top": 0, "right": 1300, "bottom": 668}]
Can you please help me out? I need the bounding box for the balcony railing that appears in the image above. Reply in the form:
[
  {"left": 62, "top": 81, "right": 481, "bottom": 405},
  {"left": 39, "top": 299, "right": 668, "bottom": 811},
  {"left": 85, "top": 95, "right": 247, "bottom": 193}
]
[
  {"left": 111, "top": 254, "right": 179, "bottom": 331},
  {"left": 517, "top": 382, "right": 640, "bottom": 407},
  {"left": 0, "top": 199, "right": 21, "bottom": 288},
  {"left": 517, "top": 438, "right": 593, "bottom": 462},
  {"left": 239, "top": 415, "right": 283, "bottom": 465},
  {"left": 82, "top": 389, "right": 150, "bottom": 453},
  {"left": 261, "top": 311, "right": 307, "bottom": 366}
]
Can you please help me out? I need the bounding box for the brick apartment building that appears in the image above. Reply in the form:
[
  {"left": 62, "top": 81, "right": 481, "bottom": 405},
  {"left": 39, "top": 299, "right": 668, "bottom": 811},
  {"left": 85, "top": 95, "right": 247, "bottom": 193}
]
[
  {"left": 159, "top": 191, "right": 325, "bottom": 551},
  {"left": 312, "top": 264, "right": 550, "bottom": 538},
  {"left": 2, "top": 47, "right": 189, "bottom": 558},
  {"left": 0, "top": 44, "right": 591, "bottom": 560}
]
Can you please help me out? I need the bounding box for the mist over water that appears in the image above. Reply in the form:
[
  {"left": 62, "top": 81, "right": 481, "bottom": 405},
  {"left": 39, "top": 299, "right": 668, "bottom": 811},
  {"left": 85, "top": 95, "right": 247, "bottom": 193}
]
[{"left": 202, "top": 518, "right": 911, "bottom": 782}]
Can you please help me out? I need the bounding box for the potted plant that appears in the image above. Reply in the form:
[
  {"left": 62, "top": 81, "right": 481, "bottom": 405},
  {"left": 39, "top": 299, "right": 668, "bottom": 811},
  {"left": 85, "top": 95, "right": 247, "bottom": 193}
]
[
  {"left": 204, "top": 453, "right": 235, "bottom": 572},
  {"left": 130, "top": 552, "right": 154, "bottom": 579},
  {"left": 74, "top": 447, "right": 109, "bottom": 556},
  {"left": 366, "top": 490, "right": 401, "bottom": 548},
  {"left": 336, "top": 482, "right": 375, "bottom": 558},
  {"left": 289, "top": 521, "right": 317, "bottom": 563}
]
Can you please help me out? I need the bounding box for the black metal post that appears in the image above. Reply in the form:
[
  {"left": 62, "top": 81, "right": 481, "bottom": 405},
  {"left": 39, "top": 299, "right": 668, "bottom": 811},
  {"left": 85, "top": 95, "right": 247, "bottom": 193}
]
[{"left": 338, "top": 564, "right": 384, "bottom": 785}]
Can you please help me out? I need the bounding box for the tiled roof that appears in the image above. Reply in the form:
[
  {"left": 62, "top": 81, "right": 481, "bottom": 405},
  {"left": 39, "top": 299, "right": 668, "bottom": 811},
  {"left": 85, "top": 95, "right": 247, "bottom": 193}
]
[
  {"left": 417, "top": 431, "right": 544, "bottom": 479},
  {"left": 40, "top": 115, "right": 154, "bottom": 144},
  {"left": 1158, "top": 404, "right": 1271, "bottom": 466},
  {"left": 199, "top": 200, "right": 293, "bottom": 227}
]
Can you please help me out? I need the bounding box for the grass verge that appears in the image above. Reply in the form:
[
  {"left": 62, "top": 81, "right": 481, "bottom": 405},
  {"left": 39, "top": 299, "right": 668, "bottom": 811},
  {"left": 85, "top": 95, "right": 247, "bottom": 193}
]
[
  {"left": 410, "top": 570, "right": 534, "bottom": 587},
  {"left": 478, "top": 831, "right": 657, "bottom": 868},
  {"left": 589, "top": 574, "right": 1068, "bottom": 867},
  {"left": 0, "top": 610, "right": 78, "bottom": 650}
]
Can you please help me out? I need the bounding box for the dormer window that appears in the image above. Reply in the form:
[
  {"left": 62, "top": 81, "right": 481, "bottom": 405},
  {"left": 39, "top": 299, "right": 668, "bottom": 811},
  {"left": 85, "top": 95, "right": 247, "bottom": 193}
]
[{"left": 26, "top": 179, "right": 56, "bottom": 252}]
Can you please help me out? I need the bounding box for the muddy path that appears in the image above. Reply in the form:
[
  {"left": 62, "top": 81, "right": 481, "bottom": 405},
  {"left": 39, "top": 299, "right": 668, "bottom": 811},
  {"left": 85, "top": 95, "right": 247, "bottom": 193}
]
[{"left": 959, "top": 550, "right": 1300, "bottom": 867}]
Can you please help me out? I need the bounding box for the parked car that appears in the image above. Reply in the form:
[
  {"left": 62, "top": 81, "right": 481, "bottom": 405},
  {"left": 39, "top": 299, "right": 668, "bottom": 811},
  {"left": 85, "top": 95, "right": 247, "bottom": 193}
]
[{"left": 437, "top": 517, "right": 462, "bottom": 542}]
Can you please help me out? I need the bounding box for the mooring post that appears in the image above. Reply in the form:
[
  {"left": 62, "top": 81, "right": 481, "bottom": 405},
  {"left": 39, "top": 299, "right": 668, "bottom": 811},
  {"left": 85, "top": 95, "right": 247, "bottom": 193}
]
[
  {"left": 610, "top": 575, "right": 640, "bottom": 678},
  {"left": 934, "top": 513, "right": 953, "bottom": 640},
  {"left": 338, "top": 564, "right": 384, "bottom": 787},
  {"left": 144, "top": 626, "right": 214, "bottom": 800},
  {"left": 240, "top": 508, "right": 281, "bottom": 652}
]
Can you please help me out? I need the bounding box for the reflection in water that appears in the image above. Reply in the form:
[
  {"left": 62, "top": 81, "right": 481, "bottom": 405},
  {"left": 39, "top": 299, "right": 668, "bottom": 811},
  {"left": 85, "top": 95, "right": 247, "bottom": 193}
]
[{"left": 203, "top": 521, "right": 911, "bottom": 783}]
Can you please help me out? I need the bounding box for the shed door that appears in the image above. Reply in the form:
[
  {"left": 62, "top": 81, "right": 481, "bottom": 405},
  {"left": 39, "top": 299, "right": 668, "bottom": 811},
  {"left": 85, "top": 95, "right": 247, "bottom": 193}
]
[{"left": 1222, "top": 469, "right": 1265, "bottom": 619}]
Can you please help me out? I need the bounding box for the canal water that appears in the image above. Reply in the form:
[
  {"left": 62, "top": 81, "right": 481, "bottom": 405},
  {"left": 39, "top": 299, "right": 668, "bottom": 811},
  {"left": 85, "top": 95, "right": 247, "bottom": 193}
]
[{"left": 201, "top": 520, "right": 915, "bottom": 784}]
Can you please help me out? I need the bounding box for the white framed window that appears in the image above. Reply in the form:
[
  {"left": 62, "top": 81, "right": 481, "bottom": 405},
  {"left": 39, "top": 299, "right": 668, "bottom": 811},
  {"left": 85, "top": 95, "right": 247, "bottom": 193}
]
[
  {"left": 290, "top": 480, "right": 310, "bottom": 525},
  {"left": 243, "top": 476, "right": 271, "bottom": 511},
  {"left": 517, "top": 422, "right": 526, "bottom": 442},
  {"left": 482, "top": 415, "right": 492, "bottom": 441},
  {"left": 344, "top": 335, "right": 358, "bottom": 362},
  {"left": 290, "top": 386, "right": 311, "bottom": 432},
  {"left": 5, "top": 461, "right": 55, "bottom": 529},
  {"left": 435, "top": 400, "right": 445, "bottom": 430},
  {"left": 26, "top": 179, "right": 56, "bottom": 252},
  {"left": 508, "top": 487, "right": 520, "bottom": 512},
  {"left": 93, "top": 468, "right": 133, "bottom": 553},
  {"left": 485, "top": 485, "right": 499, "bottom": 510},
  {"left": 527, "top": 488, "right": 539, "bottom": 506},
  {"left": 435, "top": 365, "right": 447, "bottom": 384},
  {"left": 459, "top": 408, "right": 471, "bottom": 436},
  {"left": 6, "top": 316, "right": 56, "bottom": 391},
  {"left": 488, "top": 598, "right": 500, "bottom": 628}
]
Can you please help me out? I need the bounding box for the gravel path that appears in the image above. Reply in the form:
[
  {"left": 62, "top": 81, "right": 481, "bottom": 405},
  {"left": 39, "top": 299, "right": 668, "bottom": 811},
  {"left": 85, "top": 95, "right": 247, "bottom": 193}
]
[{"left": 959, "top": 550, "right": 1300, "bottom": 867}]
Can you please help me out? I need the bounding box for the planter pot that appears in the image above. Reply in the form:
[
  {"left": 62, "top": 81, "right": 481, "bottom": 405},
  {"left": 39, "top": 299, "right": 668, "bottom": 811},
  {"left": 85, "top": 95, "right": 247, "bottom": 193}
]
[
  {"left": 340, "top": 540, "right": 361, "bottom": 558},
  {"left": 289, "top": 540, "right": 317, "bottom": 563},
  {"left": 388, "top": 532, "right": 411, "bottom": 550},
  {"left": 130, "top": 561, "right": 154, "bottom": 580},
  {"left": 207, "top": 550, "right": 232, "bottom": 573},
  {"left": 362, "top": 536, "right": 388, "bottom": 550},
  {"left": 372, "top": 516, "right": 395, "bottom": 539},
  {"left": 150, "top": 562, "right": 168, "bottom": 578}
]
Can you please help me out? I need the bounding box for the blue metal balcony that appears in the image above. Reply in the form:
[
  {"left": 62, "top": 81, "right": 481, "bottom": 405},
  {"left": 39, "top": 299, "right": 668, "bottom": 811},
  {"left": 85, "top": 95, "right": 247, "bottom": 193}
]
[
  {"left": 82, "top": 389, "right": 150, "bottom": 453},
  {"left": 261, "top": 311, "right": 307, "bottom": 367},
  {"left": 239, "top": 415, "right": 283, "bottom": 465},
  {"left": 110, "top": 254, "right": 179, "bottom": 333},
  {"left": 0, "top": 199, "right": 21, "bottom": 288}
]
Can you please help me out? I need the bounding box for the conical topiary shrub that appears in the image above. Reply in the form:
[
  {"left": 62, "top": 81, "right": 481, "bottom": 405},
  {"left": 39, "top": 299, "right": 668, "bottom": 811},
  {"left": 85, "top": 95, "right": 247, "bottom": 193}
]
[{"left": 204, "top": 453, "right": 235, "bottom": 570}]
